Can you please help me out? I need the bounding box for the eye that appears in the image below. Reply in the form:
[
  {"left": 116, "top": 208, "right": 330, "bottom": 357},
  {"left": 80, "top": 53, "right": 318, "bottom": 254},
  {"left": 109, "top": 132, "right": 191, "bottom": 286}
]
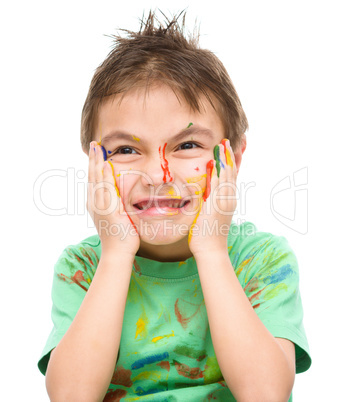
[
  {"left": 113, "top": 146, "right": 137, "bottom": 155},
  {"left": 177, "top": 141, "right": 200, "bottom": 150}
]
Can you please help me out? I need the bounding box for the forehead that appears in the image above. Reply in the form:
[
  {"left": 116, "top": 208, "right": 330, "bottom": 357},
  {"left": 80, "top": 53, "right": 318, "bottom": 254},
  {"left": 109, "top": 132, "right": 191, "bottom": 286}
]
[{"left": 96, "top": 85, "right": 225, "bottom": 143}]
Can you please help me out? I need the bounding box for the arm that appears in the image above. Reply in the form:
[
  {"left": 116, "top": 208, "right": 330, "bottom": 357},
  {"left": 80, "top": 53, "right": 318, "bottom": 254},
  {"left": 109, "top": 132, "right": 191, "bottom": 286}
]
[
  {"left": 46, "top": 252, "right": 134, "bottom": 402},
  {"left": 190, "top": 141, "right": 295, "bottom": 401},
  {"left": 195, "top": 251, "right": 295, "bottom": 402},
  {"left": 46, "top": 142, "right": 139, "bottom": 401}
]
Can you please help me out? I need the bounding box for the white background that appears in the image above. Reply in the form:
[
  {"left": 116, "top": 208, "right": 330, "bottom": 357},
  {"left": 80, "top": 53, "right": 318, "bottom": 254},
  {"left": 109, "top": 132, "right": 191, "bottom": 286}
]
[{"left": 1, "top": 0, "right": 339, "bottom": 400}]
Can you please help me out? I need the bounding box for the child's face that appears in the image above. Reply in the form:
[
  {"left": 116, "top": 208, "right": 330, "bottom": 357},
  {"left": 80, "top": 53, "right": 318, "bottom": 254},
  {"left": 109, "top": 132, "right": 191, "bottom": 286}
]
[{"left": 94, "top": 85, "right": 227, "bottom": 259}]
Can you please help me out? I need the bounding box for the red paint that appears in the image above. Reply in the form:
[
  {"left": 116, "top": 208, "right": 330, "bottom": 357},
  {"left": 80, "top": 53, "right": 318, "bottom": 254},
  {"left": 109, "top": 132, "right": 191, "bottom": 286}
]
[
  {"left": 174, "top": 298, "right": 202, "bottom": 329},
  {"left": 133, "top": 258, "right": 141, "bottom": 275},
  {"left": 194, "top": 166, "right": 199, "bottom": 171},
  {"left": 110, "top": 366, "right": 133, "bottom": 387},
  {"left": 159, "top": 143, "right": 173, "bottom": 183},
  {"left": 203, "top": 160, "right": 214, "bottom": 201},
  {"left": 103, "top": 389, "right": 127, "bottom": 401},
  {"left": 58, "top": 272, "right": 88, "bottom": 292},
  {"left": 174, "top": 360, "right": 204, "bottom": 379},
  {"left": 157, "top": 360, "right": 170, "bottom": 372}
]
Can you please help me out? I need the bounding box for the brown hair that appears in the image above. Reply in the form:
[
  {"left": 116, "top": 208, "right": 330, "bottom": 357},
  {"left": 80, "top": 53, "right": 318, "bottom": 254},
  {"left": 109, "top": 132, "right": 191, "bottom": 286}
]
[{"left": 81, "top": 10, "right": 248, "bottom": 153}]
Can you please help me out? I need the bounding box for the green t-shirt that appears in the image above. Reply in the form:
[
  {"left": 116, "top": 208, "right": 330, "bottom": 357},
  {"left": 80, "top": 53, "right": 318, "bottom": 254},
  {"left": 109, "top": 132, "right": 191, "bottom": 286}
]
[{"left": 38, "top": 221, "right": 311, "bottom": 401}]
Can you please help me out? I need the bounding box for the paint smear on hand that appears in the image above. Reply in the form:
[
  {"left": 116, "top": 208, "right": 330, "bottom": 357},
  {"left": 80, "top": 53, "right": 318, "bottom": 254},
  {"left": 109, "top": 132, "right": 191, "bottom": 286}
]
[
  {"left": 159, "top": 143, "right": 173, "bottom": 183},
  {"left": 221, "top": 139, "right": 234, "bottom": 168},
  {"left": 107, "top": 161, "right": 138, "bottom": 233},
  {"left": 203, "top": 160, "right": 214, "bottom": 201}
]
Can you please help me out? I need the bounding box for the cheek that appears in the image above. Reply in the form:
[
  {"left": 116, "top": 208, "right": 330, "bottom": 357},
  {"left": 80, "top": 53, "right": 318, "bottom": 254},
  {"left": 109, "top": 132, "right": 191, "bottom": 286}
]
[{"left": 182, "top": 161, "right": 208, "bottom": 196}]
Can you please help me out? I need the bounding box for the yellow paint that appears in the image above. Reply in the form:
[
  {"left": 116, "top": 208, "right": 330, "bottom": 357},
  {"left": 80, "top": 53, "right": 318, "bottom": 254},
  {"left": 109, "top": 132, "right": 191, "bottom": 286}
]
[
  {"left": 186, "top": 174, "right": 207, "bottom": 183},
  {"left": 135, "top": 313, "right": 148, "bottom": 339},
  {"left": 132, "top": 370, "right": 162, "bottom": 382},
  {"left": 107, "top": 161, "right": 120, "bottom": 197},
  {"left": 151, "top": 330, "right": 174, "bottom": 343},
  {"left": 188, "top": 197, "right": 203, "bottom": 243},
  {"left": 235, "top": 257, "right": 254, "bottom": 276},
  {"left": 178, "top": 261, "right": 186, "bottom": 267},
  {"left": 195, "top": 188, "right": 205, "bottom": 195},
  {"left": 132, "top": 135, "right": 140, "bottom": 142},
  {"left": 225, "top": 147, "right": 234, "bottom": 168}
]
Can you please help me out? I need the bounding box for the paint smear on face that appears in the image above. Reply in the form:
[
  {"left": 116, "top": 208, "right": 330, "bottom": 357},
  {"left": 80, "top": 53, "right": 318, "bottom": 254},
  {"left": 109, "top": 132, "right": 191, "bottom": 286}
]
[
  {"left": 173, "top": 360, "right": 204, "bottom": 379},
  {"left": 159, "top": 143, "right": 173, "bottom": 183},
  {"left": 132, "top": 135, "right": 140, "bottom": 141},
  {"left": 194, "top": 167, "right": 199, "bottom": 171},
  {"left": 186, "top": 122, "right": 193, "bottom": 129},
  {"left": 152, "top": 330, "right": 175, "bottom": 343},
  {"left": 186, "top": 174, "right": 207, "bottom": 183}
]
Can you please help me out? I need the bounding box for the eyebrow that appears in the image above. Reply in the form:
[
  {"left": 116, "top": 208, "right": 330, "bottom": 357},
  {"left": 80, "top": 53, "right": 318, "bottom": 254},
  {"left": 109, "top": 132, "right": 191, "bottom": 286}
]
[
  {"left": 100, "top": 125, "right": 214, "bottom": 146},
  {"left": 101, "top": 131, "right": 142, "bottom": 147}
]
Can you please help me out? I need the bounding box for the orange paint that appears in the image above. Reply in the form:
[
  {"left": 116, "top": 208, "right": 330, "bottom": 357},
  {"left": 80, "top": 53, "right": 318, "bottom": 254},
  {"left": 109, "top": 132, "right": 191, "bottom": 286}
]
[
  {"left": 221, "top": 139, "right": 234, "bottom": 168},
  {"left": 203, "top": 160, "right": 214, "bottom": 201}
]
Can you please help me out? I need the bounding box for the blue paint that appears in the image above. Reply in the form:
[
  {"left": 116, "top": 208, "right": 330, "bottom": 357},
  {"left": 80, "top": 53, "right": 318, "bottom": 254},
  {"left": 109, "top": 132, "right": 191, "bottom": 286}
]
[
  {"left": 101, "top": 145, "right": 107, "bottom": 161},
  {"left": 131, "top": 352, "right": 169, "bottom": 370},
  {"left": 135, "top": 386, "right": 163, "bottom": 396},
  {"left": 108, "top": 150, "right": 112, "bottom": 154},
  {"left": 263, "top": 264, "right": 293, "bottom": 285}
]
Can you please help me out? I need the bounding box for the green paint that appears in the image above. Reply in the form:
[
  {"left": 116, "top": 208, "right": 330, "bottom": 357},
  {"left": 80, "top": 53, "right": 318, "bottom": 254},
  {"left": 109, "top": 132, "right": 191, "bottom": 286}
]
[
  {"left": 203, "top": 356, "right": 222, "bottom": 383},
  {"left": 214, "top": 145, "right": 221, "bottom": 177},
  {"left": 174, "top": 345, "right": 207, "bottom": 361},
  {"left": 186, "top": 122, "right": 193, "bottom": 128}
]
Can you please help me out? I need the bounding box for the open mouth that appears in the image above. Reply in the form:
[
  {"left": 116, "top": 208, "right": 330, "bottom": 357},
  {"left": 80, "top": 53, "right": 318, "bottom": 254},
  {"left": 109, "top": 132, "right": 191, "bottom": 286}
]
[{"left": 133, "top": 198, "right": 190, "bottom": 211}]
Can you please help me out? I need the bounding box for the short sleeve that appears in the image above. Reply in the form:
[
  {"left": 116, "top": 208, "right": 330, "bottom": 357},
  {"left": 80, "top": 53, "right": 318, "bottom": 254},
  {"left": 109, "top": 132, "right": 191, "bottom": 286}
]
[
  {"left": 37, "top": 242, "right": 100, "bottom": 375},
  {"left": 233, "top": 231, "right": 311, "bottom": 374}
]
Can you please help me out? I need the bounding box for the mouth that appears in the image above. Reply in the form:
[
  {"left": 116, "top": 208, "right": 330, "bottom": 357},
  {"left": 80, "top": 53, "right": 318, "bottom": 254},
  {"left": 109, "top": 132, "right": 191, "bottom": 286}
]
[{"left": 133, "top": 198, "right": 190, "bottom": 211}]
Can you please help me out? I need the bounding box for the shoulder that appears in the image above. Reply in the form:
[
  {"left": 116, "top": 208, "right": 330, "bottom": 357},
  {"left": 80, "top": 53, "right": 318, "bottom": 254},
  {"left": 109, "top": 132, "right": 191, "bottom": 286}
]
[
  {"left": 53, "top": 234, "right": 102, "bottom": 282},
  {"left": 228, "top": 220, "right": 298, "bottom": 280}
]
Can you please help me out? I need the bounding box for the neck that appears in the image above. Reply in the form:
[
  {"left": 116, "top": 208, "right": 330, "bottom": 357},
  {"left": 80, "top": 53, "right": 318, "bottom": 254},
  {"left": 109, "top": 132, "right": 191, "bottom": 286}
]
[{"left": 137, "top": 238, "right": 193, "bottom": 262}]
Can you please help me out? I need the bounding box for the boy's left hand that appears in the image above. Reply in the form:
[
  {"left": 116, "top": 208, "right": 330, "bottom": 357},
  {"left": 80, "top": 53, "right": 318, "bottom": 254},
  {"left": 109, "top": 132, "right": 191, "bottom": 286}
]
[{"left": 188, "top": 139, "right": 237, "bottom": 258}]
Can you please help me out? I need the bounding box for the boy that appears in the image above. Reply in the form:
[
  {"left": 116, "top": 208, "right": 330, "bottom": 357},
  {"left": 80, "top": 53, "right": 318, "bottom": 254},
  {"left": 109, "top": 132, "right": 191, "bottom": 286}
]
[{"left": 38, "top": 11, "right": 311, "bottom": 401}]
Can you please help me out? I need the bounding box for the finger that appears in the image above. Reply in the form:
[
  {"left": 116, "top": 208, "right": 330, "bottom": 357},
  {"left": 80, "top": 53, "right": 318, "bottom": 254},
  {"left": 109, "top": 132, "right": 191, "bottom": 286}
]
[
  {"left": 88, "top": 141, "right": 97, "bottom": 184},
  {"left": 221, "top": 139, "right": 234, "bottom": 169},
  {"left": 203, "top": 159, "right": 215, "bottom": 201}
]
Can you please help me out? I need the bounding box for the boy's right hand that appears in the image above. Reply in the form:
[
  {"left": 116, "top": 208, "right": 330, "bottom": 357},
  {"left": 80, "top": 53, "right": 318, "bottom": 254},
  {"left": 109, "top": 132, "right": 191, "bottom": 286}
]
[{"left": 87, "top": 141, "right": 140, "bottom": 257}]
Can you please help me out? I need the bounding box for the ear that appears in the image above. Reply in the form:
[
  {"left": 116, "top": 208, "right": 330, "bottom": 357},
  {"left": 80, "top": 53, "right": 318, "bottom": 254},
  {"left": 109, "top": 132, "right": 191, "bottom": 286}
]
[{"left": 233, "top": 134, "right": 247, "bottom": 174}]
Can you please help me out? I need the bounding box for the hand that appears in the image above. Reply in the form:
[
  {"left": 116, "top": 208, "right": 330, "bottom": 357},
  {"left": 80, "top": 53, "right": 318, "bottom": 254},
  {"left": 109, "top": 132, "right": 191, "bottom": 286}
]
[
  {"left": 188, "top": 139, "right": 237, "bottom": 258},
  {"left": 87, "top": 141, "right": 140, "bottom": 257}
]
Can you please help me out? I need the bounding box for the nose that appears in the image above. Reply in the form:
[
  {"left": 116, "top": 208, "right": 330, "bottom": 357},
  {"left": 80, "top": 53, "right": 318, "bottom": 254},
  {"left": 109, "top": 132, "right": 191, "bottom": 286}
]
[{"left": 141, "top": 145, "right": 174, "bottom": 188}]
